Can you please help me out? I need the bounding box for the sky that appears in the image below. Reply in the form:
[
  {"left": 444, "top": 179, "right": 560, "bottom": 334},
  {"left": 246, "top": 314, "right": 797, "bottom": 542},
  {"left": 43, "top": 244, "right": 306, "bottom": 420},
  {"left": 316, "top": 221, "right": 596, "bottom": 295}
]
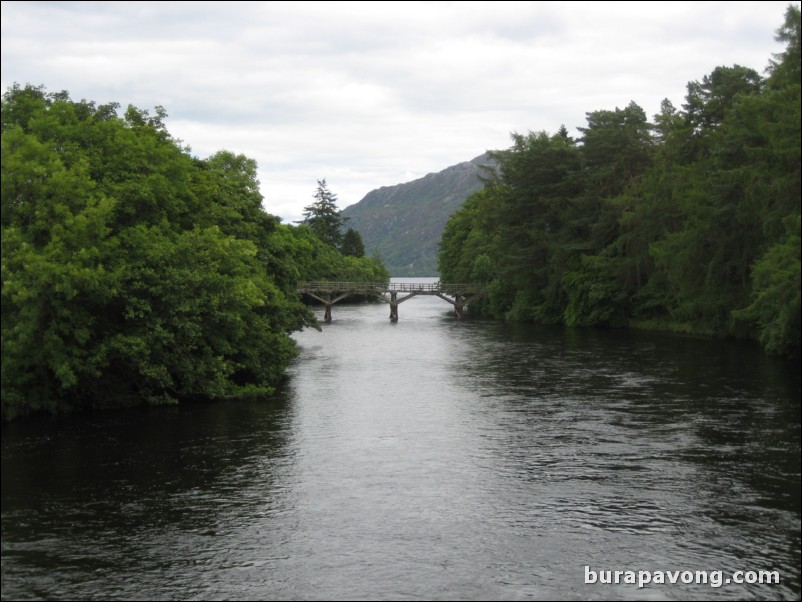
[{"left": 1, "top": 1, "right": 796, "bottom": 223}]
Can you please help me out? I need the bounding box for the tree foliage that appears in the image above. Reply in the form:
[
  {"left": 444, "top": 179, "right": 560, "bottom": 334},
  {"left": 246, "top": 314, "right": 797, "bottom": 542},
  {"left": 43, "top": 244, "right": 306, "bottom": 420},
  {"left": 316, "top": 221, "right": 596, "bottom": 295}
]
[
  {"left": 300, "top": 179, "right": 347, "bottom": 248},
  {"left": 439, "top": 6, "right": 800, "bottom": 356},
  {"left": 341, "top": 227, "right": 366, "bottom": 257},
  {"left": 1, "top": 85, "right": 387, "bottom": 419}
]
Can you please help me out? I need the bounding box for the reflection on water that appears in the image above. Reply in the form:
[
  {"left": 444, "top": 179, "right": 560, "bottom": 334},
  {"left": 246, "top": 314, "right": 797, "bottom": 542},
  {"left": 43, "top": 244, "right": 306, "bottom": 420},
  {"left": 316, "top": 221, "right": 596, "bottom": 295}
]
[{"left": 2, "top": 283, "right": 800, "bottom": 600}]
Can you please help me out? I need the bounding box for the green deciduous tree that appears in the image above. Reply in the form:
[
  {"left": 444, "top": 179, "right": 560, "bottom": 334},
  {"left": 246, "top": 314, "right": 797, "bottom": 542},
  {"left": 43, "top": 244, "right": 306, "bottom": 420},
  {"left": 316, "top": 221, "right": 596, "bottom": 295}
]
[{"left": 1, "top": 84, "right": 323, "bottom": 419}]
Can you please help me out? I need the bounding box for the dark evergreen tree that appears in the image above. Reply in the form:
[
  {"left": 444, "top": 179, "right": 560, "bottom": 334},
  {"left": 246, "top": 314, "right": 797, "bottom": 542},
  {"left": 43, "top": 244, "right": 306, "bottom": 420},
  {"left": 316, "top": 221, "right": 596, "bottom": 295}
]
[
  {"left": 768, "top": 4, "right": 801, "bottom": 87},
  {"left": 341, "top": 227, "right": 365, "bottom": 257},
  {"left": 300, "top": 179, "right": 346, "bottom": 248},
  {"left": 438, "top": 6, "right": 800, "bottom": 355}
]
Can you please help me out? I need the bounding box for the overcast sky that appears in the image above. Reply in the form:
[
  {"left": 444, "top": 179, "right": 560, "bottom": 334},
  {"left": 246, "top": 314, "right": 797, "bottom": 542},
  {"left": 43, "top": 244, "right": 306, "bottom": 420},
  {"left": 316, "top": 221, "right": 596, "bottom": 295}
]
[{"left": 1, "top": 1, "right": 795, "bottom": 222}]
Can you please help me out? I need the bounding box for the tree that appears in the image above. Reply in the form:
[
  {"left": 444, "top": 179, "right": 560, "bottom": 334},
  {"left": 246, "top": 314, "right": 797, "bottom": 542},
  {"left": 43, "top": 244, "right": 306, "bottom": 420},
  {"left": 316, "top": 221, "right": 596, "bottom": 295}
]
[
  {"left": 340, "top": 227, "right": 365, "bottom": 257},
  {"left": 768, "top": 4, "right": 801, "bottom": 86},
  {"left": 733, "top": 216, "right": 801, "bottom": 354},
  {"left": 437, "top": 6, "right": 799, "bottom": 355},
  {"left": 1, "top": 85, "right": 316, "bottom": 419},
  {"left": 683, "top": 65, "right": 762, "bottom": 134},
  {"left": 299, "top": 179, "right": 346, "bottom": 248},
  {"left": 578, "top": 101, "right": 653, "bottom": 199}
]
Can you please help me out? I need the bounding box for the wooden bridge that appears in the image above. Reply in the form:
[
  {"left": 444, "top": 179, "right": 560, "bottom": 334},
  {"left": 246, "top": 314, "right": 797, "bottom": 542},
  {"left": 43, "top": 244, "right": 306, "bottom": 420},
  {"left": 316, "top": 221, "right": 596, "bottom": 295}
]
[{"left": 297, "top": 281, "right": 484, "bottom": 323}]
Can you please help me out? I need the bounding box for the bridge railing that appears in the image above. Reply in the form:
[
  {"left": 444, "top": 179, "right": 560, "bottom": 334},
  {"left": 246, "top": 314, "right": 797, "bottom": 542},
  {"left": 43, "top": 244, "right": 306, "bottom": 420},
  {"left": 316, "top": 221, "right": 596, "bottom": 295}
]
[
  {"left": 297, "top": 281, "right": 387, "bottom": 293},
  {"left": 297, "top": 281, "right": 481, "bottom": 295}
]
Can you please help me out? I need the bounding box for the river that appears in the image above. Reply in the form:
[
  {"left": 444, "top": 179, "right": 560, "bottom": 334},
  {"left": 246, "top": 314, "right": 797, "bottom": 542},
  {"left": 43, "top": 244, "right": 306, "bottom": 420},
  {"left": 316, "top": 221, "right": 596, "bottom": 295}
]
[{"left": 2, "top": 279, "right": 800, "bottom": 600}]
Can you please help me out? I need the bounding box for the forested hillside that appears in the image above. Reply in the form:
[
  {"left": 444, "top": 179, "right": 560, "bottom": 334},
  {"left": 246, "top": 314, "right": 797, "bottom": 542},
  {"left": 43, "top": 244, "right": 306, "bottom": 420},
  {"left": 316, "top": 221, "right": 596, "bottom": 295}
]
[
  {"left": 439, "top": 6, "right": 800, "bottom": 356},
  {"left": 342, "top": 154, "right": 492, "bottom": 276},
  {"left": 1, "top": 86, "right": 387, "bottom": 419}
]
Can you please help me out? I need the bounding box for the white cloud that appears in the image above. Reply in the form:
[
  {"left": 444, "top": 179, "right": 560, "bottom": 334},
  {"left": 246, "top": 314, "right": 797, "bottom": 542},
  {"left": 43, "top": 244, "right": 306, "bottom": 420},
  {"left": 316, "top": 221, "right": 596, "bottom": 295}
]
[{"left": 1, "top": 0, "right": 795, "bottom": 222}]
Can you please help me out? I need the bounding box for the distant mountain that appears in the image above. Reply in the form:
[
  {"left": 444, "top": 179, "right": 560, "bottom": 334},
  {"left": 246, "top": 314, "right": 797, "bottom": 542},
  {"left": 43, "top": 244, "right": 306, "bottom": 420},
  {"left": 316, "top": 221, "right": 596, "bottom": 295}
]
[{"left": 342, "top": 153, "right": 493, "bottom": 276}]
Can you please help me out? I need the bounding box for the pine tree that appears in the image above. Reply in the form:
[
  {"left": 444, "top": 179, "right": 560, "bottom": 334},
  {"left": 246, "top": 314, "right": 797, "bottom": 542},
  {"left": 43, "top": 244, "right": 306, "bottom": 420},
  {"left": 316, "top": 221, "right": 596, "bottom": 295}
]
[
  {"left": 341, "top": 227, "right": 365, "bottom": 257},
  {"left": 299, "top": 179, "right": 346, "bottom": 248}
]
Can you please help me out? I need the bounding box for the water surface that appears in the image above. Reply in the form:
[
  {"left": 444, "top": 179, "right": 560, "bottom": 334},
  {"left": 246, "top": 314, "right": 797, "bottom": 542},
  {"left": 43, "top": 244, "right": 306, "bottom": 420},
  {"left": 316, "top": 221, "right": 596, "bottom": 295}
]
[{"left": 2, "top": 281, "right": 800, "bottom": 600}]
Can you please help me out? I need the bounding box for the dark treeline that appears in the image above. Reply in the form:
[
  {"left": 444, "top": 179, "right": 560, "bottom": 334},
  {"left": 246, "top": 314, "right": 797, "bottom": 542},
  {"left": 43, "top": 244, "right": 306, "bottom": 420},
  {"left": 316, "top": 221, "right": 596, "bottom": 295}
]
[
  {"left": 1, "top": 86, "right": 387, "bottom": 419},
  {"left": 440, "top": 6, "right": 800, "bottom": 357}
]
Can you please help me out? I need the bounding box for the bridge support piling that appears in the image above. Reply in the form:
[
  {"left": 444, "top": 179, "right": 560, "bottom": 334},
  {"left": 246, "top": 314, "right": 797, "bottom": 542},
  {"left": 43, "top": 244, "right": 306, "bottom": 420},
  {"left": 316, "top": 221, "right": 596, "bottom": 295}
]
[
  {"left": 454, "top": 294, "right": 465, "bottom": 319},
  {"left": 389, "top": 291, "right": 399, "bottom": 322},
  {"left": 324, "top": 300, "right": 332, "bottom": 323}
]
